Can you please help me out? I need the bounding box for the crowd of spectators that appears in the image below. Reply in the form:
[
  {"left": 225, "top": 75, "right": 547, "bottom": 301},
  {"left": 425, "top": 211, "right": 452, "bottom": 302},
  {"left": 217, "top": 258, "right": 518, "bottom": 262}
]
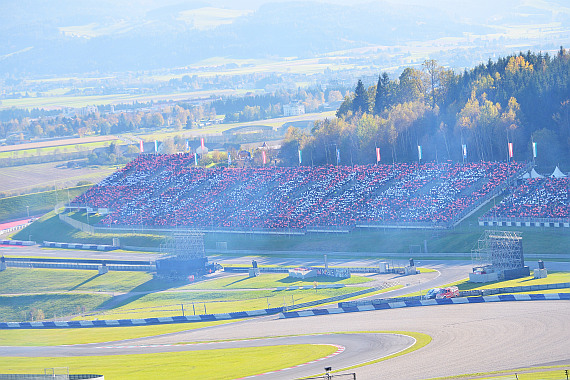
[
  {"left": 483, "top": 178, "right": 569, "bottom": 220},
  {"left": 71, "top": 153, "right": 527, "bottom": 230}
]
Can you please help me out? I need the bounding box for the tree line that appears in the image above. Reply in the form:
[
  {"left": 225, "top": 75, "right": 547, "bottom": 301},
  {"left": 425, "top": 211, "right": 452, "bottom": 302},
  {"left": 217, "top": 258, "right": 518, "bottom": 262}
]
[{"left": 279, "top": 48, "right": 570, "bottom": 171}]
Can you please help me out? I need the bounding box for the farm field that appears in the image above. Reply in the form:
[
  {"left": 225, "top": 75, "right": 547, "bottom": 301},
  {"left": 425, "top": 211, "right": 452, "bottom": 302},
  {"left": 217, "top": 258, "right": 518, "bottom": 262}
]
[
  {"left": 0, "top": 135, "right": 118, "bottom": 153},
  {"left": 0, "top": 88, "right": 252, "bottom": 111},
  {"left": 0, "top": 140, "right": 116, "bottom": 160},
  {"left": 0, "top": 162, "right": 116, "bottom": 195}
]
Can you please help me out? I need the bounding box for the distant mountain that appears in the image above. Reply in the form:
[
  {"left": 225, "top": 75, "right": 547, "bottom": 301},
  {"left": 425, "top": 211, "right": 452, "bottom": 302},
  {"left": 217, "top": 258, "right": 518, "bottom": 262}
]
[{"left": 1, "top": 0, "right": 569, "bottom": 76}]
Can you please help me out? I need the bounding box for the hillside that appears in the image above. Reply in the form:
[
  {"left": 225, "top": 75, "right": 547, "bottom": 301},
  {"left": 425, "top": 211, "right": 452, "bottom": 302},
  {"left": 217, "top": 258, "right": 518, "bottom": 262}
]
[{"left": 1, "top": 0, "right": 570, "bottom": 76}]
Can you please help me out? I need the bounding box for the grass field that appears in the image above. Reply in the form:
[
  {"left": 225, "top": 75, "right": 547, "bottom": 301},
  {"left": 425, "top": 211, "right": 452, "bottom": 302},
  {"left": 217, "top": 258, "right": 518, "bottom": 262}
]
[
  {"left": 0, "top": 162, "right": 116, "bottom": 196},
  {"left": 0, "top": 268, "right": 158, "bottom": 294},
  {"left": 0, "top": 293, "right": 111, "bottom": 322},
  {"left": 0, "top": 344, "right": 337, "bottom": 380},
  {"left": 80, "top": 287, "right": 369, "bottom": 320},
  {"left": 12, "top": 211, "right": 166, "bottom": 246},
  {"left": 0, "top": 140, "right": 116, "bottom": 160},
  {"left": 182, "top": 273, "right": 373, "bottom": 290},
  {"left": 0, "top": 186, "right": 90, "bottom": 222},
  {"left": 450, "top": 271, "right": 570, "bottom": 291},
  {"left": 0, "top": 321, "right": 233, "bottom": 346}
]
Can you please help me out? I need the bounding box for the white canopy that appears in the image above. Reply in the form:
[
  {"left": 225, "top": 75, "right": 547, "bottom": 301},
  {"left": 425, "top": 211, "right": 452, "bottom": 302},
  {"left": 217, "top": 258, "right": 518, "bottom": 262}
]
[{"left": 551, "top": 166, "right": 567, "bottom": 178}]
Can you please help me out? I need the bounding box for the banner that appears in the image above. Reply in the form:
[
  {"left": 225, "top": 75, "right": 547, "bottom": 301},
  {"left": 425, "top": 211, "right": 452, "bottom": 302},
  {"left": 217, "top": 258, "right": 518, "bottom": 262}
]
[
  {"left": 508, "top": 142, "right": 513, "bottom": 158},
  {"left": 139, "top": 140, "right": 144, "bottom": 153},
  {"left": 462, "top": 144, "right": 467, "bottom": 159},
  {"left": 185, "top": 140, "right": 189, "bottom": 151},
  {"left": 194, "top": 153, "right": 198, "bottom": 165},
  {"left": 228, "top": 153, "right": 232, "bottom": 165},
  {"left": 298, "top": 150, "right": 302, "bottom": 165},
  {"left": 201, "top": 137, "right": 205, "bottom": 150},
  {"left": 336, "top": 148, "right": 340, "bottom": 165},
  {"left": 532, "top": 142, "right": 537, "bottom": 158},
  {"left": 154, "top": 140, "right": 158, "bottom": 153},
  {"left": 262, "top": 150, "right": 267, "bottom": 165},
  {"left": 376, "top": 147, "right": 381, "bottom": 162},
  {"left": 417, "top": 145, "right": 422, "bottom": 160}
]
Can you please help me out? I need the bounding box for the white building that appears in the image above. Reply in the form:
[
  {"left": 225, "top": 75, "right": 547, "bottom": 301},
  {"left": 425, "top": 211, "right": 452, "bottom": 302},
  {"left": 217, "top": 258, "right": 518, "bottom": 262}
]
[{"left": 283, "top": 103, "right": 305, "bottom": 117}]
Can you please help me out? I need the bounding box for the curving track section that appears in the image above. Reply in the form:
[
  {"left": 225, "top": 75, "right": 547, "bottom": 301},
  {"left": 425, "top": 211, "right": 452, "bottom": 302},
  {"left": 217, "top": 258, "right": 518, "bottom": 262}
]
[
  {"left": 125, "top": 300, "right": 570, "bottom": 379},
  {"left": 3, "top": 301, "right": 567, "bottom": 379}
]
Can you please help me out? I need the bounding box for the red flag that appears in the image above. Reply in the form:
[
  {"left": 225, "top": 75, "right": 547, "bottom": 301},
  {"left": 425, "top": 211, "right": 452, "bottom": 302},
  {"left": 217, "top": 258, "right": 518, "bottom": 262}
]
[
  {"left": 139, "top": 140, "right": 144, "bottom": 153},
  {"left": 376, "top": 147, "right": 381, "bottom": 162},
  {"left": 262, "top": 150, "right": 267, "bottom": 165},
  {"left": 508, "top": 142, "right": 513, "bottom": 158}
]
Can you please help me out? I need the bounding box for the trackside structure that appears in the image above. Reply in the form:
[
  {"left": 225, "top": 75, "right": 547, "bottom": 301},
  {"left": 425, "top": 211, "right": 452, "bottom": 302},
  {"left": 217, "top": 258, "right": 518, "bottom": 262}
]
[
  {"left": 470, "top": 230, "right": 530, "bottom": 282},
  {"left": 156, "top": 232, "right": 218, "bottom": 278}
]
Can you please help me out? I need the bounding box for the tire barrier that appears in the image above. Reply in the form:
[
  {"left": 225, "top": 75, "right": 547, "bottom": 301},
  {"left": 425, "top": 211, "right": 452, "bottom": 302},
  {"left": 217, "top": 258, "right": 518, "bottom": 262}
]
[
  {"left": 0, "top": 240, "right": 35, "bottom": 246},
  {"left": 0, "top": 308, "right": 285, "bottom": 329},
  {"left": 42, "top": 241, "right": 118, "bottom": 251},
  {"left": 280, "top": 293, "right": 570, "bottom": 319}
]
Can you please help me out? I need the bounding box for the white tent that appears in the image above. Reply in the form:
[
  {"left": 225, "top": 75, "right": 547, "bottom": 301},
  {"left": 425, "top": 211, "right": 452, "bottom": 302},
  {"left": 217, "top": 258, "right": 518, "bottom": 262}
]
[
  {"left": 522, "top": 168, "right": 544, "bottom": 179},
  {"left": 551, "top": 166, "right": 567, "bottom": 178}
]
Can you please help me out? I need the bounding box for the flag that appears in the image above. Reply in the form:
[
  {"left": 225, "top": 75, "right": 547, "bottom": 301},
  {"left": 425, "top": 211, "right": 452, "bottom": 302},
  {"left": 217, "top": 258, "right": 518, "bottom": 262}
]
[
  {"left": 262, "top": 150, "right": 267, "bottom": 165},
  {"left": 376, "top": 147, "right": 381, "bottom": 162},
  {"left": 154, "top": 140, "right": 158, "bottom": 153},
  {"left": 508, "top": 142, "right": 513, "bottom": 158},
  {"left": 185, "top": 140, "right": 189, "bottom": 151},
  {"left": 462, "top": 144, "right": 467, "bottom": 159},
  {"left": 417, "top": 145, "right": 422, "bottom": 160},
  {"left": 194, "top": 153, "right": 198, "bottom": 165},
  {"left": 228, "top": 153, "right": 231, "bottom": 165},
  {"left": 201, "top": 137, "right": 205, "bottom": 150},
  {"left": 532, "top": 142, "right": 537, "bottom": 158},
  {"left": 139, "top": 140, "right": 144, "bottom": 153},
  {"left": 336, "top": 148, "right": 340, "bottom": 165},
  {"left": 298, "top": 150, "right": 302, "bottom": 165}
]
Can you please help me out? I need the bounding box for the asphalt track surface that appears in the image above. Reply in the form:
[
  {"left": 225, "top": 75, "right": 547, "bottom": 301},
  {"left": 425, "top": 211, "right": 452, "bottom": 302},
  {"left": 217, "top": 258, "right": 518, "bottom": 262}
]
[
  {"left": 2, "top": 246, "right": 570, "bottom": 379},
  {"left": 4, "top": 301, "right": 564, "bottom": 379}
]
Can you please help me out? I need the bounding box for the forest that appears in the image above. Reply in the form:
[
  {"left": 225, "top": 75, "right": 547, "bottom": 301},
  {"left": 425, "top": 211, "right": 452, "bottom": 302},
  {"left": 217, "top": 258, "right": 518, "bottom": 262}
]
[{"left": 279, "top": 48, "right": 570, "bottom": 172}]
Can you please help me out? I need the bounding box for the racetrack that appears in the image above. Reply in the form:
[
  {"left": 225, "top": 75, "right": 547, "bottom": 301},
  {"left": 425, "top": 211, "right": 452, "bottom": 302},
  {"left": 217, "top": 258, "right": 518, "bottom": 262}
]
[
  {"left": 2, "top": 301, "right": 568, "bottom": 379},
  {"left": 1, "top": 246, "right": 569, "bottom": 379},
  {"left": 121, "top": 300, "right": 570, "bottom": 379}
]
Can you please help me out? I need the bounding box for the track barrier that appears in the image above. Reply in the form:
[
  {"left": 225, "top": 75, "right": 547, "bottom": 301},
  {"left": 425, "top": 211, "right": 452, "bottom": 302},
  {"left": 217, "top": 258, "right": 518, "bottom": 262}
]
[{"left": 280, "top": 293, "right": 570, "bottom": 319}]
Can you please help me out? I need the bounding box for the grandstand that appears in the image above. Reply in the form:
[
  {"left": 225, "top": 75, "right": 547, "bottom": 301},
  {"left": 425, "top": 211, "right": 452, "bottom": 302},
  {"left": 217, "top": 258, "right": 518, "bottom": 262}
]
[
  {"left": 69, "top": 153, "right": 529, "bottom": 233},
  {"left": 480, "top": 177, "right": 570, "bottom": 228}
]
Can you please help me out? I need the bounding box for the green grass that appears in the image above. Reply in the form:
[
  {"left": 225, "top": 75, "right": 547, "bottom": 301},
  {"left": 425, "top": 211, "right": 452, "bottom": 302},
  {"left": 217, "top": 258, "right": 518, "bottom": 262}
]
[
  {"left": 0, "top": 141, "right": 116, "bottom": 159},
  {"left": 0, "top": 186, "right": 90, "bottom": 222},
  {"left": 80, "top": 287, "right": 368, "bottom": 320},
  {"left": 429, "top": 366, "right": 570, "bottom": 379},
  {"left": 0, "top": 293, "right": 111, "bottom": 322},
  {"left": 0, "top": 321, "right": 233, "bottom": 346},
  {"left": 0, "top": 344, "right": 337, "bottom": 380},
  {"left": 12, "top": 212, "right": 166, "bottom": 246},
  {"left": 0, "top": 268, "right": 157, "bottom": 294},
  {"left": 181, "top": 273, "right": 372, "bottom": 290},
  {"left": 448, "top": 271, "right": 570, "bottom": 292}
]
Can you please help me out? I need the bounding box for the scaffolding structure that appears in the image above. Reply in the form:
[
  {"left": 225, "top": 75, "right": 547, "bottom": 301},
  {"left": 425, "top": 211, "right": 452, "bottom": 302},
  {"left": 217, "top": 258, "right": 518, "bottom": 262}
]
[
  {"left": 471, "top": 230, "right": 524, "bottom": 270},
  {"left": 160, "top": 232, "right": 205, "bottom": 260}
]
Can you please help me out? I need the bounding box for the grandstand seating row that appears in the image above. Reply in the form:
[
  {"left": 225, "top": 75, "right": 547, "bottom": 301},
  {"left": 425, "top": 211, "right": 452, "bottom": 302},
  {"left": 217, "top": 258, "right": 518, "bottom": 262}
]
[
  {"left": 483, "top": 177, "right": 569, "bottom": 220},
  {"left": 70, "top": 154, "right": 529, "bottom": 230}
]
